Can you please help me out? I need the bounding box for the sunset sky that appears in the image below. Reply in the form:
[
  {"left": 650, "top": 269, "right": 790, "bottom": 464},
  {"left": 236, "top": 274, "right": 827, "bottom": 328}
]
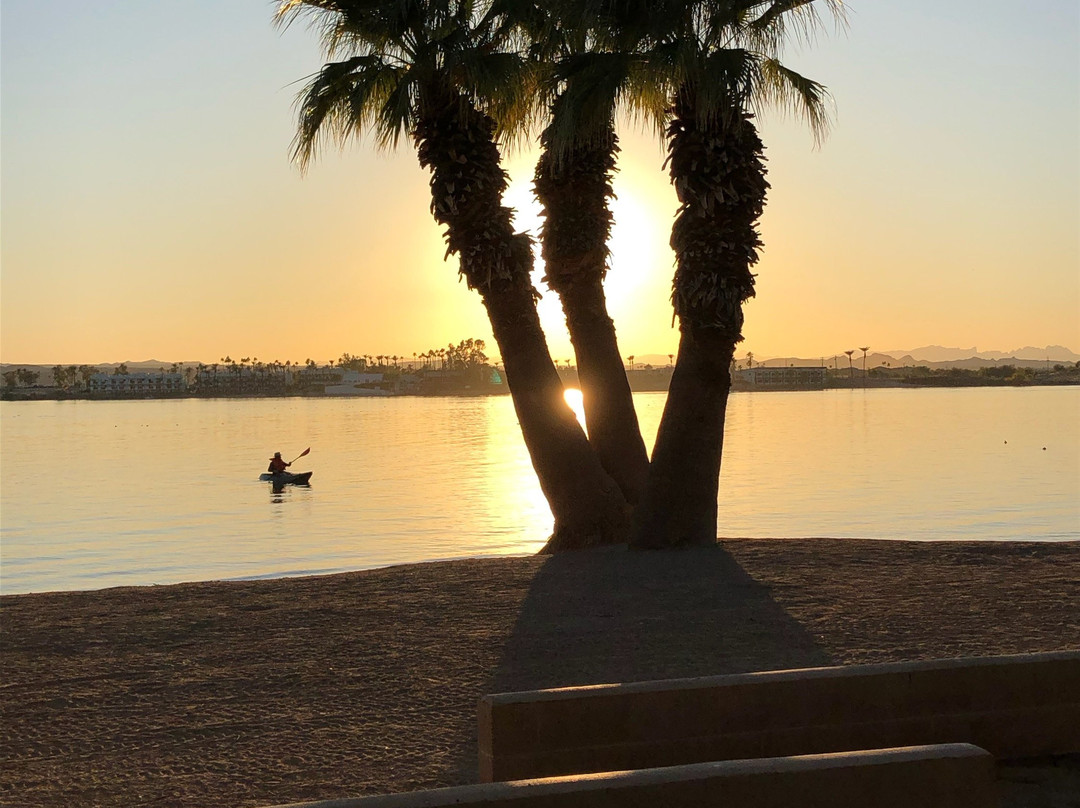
[{"left": 2, "top": 0, "right": 1078, "bottom": 365}]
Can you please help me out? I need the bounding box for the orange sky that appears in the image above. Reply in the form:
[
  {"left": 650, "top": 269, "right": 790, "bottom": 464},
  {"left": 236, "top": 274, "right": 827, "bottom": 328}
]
[{"left": 2, "top": 1, "right": 1078, "bottom": 365}]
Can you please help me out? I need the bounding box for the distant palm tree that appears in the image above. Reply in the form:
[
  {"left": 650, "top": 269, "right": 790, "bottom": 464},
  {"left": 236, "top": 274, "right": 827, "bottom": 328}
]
[
  {"left": 845, "top": 349, "right": 855, "bottom": 380},
  {"left": 859, "top": 346, "right": 870, "bottom": 382}
]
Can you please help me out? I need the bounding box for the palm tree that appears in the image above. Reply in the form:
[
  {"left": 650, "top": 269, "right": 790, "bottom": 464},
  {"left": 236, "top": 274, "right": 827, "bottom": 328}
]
[
  {"left": 277, "top": 0, "right": 627, "bottom": 547},
  {"left": 79, "top": 365, "right": 98, "bottom": 388},
  {"left": 630, "top": 0, "right": 838, "bottom": 548},
  {"left": 511, "top": 0, "right": 688, "bottom": 505},
  {"left": 845, "top": 349, "right": 855, "bottom": 380},
  {"left": 859, "top": 345, "right": 869, "bottom": 384}
]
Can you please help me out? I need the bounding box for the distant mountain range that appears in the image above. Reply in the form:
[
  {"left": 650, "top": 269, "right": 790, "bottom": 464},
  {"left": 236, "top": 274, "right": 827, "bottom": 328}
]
[
  {"left": 880, "top": 345, "right": 1080, "bottom": 363},
  {"left": 750, "top": 345, "right": 1080, "bottom": 371},
  {"left": 636, "top": 345, "right": 1079, "bottom": 370}
]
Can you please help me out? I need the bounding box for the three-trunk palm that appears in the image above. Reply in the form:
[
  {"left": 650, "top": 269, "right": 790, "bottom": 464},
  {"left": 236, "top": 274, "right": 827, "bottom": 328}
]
[{"left": 277, "top": 0, "right": 629, "bottom": 547}]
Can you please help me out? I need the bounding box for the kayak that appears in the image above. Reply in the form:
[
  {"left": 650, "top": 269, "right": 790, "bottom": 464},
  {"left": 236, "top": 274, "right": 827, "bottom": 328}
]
[{"left": 259, "top": 471, "right": 313, "bottom": 485}]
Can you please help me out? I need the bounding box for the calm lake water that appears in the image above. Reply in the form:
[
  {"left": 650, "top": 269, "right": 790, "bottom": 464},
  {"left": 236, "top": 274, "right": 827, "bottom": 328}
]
[{"left": 1, "top": 386, "right": 1077, "bottom": 594}]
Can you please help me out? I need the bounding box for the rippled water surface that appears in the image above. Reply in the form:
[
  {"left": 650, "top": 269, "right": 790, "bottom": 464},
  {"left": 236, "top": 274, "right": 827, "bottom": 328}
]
[{"left": 2, "top": 386, "right": 1077, "bottom": 593}]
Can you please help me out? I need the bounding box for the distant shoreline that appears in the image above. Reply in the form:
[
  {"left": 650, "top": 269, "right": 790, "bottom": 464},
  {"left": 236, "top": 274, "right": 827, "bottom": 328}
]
[{"left": 3, "top": 373, "right": 1078, "bottom": 401}]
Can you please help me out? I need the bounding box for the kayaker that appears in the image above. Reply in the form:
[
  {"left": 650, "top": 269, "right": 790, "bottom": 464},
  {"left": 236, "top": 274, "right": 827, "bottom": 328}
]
[{"left": 267, "top": 452, "right": 291, "bottom": 474}]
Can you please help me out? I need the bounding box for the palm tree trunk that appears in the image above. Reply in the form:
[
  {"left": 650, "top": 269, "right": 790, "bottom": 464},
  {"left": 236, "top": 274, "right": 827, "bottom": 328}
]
[
  {"left": 535, "top": 127, "right": 649, "bottom": 503},
  {"left": 482, "top": 273, "right": 630, "bottom": 551},
  {"left": 559, "top": 277, "right": 648, "bottom": 503},
  {"left": 416, "top": 90, "right": 628, "bottom": 549},
  {"left": 630, "top": 92, "right": 767, "bottom": 549},
  {"left": 629, "top": 326, "right": 733, "bottom": 547}
]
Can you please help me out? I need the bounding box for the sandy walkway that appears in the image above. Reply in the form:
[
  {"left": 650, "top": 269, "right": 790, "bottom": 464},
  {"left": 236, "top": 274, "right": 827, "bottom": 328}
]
[{"left": 2, "top": 539, "right": 1078, "bottom": 807}]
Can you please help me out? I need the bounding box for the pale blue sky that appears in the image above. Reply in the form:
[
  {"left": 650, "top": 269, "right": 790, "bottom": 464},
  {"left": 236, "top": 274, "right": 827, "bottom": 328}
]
[{"left": 2, "top": 0, "right": 1078, "bottom": 364}]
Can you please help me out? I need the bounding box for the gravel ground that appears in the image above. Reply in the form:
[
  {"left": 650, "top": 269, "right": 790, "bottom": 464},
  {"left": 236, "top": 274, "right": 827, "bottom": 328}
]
[{"left": 2, "top": 539, "right": 1078, "bottom": 807}]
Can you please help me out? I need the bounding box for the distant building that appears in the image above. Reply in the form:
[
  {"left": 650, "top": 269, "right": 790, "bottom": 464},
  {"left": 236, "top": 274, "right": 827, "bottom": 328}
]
[
  {"left": 324, "top": 371, "right": 393, "bottom": 396},
  {"left": 88, "top": 372, "right": 186, "bottom": 396},
  {"left": 737, "top": 366, "right": 827, "bottom": 390}
]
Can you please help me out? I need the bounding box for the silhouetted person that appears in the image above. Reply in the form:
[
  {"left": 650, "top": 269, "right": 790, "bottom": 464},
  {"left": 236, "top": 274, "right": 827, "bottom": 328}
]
[{"left": 268, "top": 452, "right": 291, "bottom": 474}]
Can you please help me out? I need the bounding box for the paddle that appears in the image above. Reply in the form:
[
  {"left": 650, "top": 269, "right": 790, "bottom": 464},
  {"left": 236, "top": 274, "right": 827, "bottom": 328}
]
[{"left": 289, "top": 447, "right": 311, "bottom": 464}]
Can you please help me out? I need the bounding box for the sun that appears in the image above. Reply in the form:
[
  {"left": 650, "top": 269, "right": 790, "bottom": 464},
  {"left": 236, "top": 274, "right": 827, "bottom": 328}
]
[{"left": 495, "top": 146, "right": 680, "bottom": 359}]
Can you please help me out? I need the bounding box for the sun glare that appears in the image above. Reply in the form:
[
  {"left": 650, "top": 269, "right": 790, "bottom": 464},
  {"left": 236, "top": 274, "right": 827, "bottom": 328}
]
[
  {"left": 563, "top": 387, "right": 586, "bottom": 427},
  {"left": 604, "top": 184, "right": 676, "bottom": 326}
]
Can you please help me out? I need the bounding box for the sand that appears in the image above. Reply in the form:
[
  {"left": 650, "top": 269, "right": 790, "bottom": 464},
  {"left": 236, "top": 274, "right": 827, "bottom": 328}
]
[{"left": 2, "top": 539, "right": 1078, "bottom": 807}]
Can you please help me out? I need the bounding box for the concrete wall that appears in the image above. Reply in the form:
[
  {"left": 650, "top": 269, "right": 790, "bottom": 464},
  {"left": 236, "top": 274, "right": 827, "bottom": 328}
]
[
  {"left": 479, "top": 651, "right": 1079, "bottom": 782},
  {"left": 267, "top": 744, "right": 995, "bottom": 808}
]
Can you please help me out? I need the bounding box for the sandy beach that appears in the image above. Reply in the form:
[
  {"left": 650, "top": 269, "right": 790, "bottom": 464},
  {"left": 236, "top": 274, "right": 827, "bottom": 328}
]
[{"left": 2, "top": 539, "right": 1078, "bottom": 807}]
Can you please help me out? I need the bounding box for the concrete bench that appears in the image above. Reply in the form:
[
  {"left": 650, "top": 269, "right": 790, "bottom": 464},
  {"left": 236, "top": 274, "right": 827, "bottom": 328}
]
[
  {"left": 479, "top": 650, "right": 1079, "bottom": 782},
  {"left": 269, "top": 744, "right": 995, "bottom": 808}
]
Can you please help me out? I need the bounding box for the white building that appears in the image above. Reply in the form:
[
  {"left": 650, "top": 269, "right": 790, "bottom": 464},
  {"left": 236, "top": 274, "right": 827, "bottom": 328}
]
[
  {"left": 324, "top": 370, "right": 393, "bottom": 396},
  {"left": 737, "top": 366, "right": 827, "bottom": 390}
]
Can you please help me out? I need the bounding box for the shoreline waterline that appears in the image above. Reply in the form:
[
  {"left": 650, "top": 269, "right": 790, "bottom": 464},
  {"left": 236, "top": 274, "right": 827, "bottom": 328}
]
[{"left": 8, "top": 535, "right": 1080, "bottom": 598}]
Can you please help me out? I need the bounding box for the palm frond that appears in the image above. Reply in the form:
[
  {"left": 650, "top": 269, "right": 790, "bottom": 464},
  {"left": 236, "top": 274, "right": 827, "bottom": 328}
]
[
  {"left": 456, "top": 50, "right": 543, "bottom": 147},
  {"left": 745, "top": 0, "right": 846, "bottom": 54},
  {"left": 292, "top": 55, "right": 410, "bottom": 169},
  {"left": 754, "top": 57, "right": 832, "bottom": 142}
]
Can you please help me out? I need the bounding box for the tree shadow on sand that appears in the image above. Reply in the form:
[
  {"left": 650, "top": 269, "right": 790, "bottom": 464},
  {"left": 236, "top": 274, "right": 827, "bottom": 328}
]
[{"left": 446, "top": 544, "right": 834, "bottom": 782}]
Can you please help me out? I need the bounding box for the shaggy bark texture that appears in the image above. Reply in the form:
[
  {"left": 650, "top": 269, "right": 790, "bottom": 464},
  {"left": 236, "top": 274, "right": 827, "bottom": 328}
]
[
  {"left": 535, "top": 127, "right": 649, "bottom": 504},
  {"left": 634, "top": 94, "right": 768, "bottom": 547}
]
